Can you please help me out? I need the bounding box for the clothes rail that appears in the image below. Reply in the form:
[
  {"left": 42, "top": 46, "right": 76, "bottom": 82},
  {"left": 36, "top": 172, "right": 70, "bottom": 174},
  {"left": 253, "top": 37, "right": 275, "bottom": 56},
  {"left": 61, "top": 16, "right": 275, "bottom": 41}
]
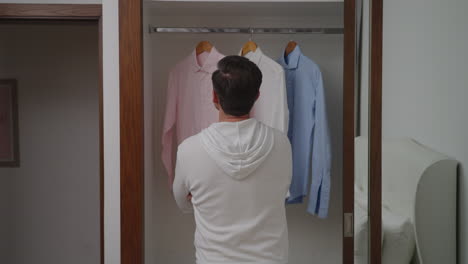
[{"left": 149, "top": 26, "right": 344, "bottom": 35}]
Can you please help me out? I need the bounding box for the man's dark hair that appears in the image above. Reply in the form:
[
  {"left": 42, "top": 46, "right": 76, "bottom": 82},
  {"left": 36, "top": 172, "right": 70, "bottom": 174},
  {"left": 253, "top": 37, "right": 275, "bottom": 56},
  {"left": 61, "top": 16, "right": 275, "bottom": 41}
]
[{"left": 212, "top": 55, "right": 262, "bottom": 116}]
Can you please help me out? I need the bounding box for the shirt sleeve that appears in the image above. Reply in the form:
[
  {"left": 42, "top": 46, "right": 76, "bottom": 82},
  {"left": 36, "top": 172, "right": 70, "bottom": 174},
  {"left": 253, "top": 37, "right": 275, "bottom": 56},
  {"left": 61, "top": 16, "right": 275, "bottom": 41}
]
[
  {"left": 173, "top": 145, "right": 194, "bottom": 214},
  {"left": 285, "top": 136, "right": 293, "bottom": 199},
  {"left": 278, "top": 69, "right": 289, "bottom": 134},
  {"left": 162, "top": 71, "right": 177, "bottom": 188},
  {"left": 307, "top": 69, "right": 332, "bottom": 218}
]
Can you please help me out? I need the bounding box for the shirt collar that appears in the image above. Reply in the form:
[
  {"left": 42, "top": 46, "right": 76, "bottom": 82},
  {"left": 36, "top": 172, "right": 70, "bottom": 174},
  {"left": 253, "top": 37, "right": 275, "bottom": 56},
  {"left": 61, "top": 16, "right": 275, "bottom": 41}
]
[
  {"left": 278, "top": 45, "right": 301, "bottom": 70},
  {"left": 239, "top": 46, "right": 263, "bottom": 65},
  {"left": 191, "top": 46, "right": 222, "bottom": 73}
]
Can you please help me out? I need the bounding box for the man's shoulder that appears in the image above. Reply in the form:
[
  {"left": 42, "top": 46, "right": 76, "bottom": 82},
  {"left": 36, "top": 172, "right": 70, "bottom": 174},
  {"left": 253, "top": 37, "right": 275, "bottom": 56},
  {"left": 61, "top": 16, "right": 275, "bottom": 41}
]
[
  {"left": 177, "top": 133, "right": 205, "bottom": 160},
  {"left": 273, "top": 131, "right": 291, "bottom": 152},
  {"left": 259, "top": 123, "right": 291, "bottom": 151},
  {"left": 177, "top": 133, "right": 211, "bottom": 162}
]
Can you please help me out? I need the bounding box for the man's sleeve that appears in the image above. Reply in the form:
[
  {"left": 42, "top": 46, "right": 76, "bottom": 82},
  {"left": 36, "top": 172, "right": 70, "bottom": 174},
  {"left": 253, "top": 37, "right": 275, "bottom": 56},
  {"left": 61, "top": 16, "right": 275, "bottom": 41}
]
[{"left": 173, "top": 146, "right": 194, "bottom": 214}]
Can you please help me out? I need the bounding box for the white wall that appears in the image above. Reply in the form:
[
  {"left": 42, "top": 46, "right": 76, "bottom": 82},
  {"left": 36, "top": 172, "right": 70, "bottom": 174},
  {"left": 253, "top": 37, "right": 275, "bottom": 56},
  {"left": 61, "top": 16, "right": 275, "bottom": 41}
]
[
  {"left": 358, "top": 0, "right": 369, "bottom": 137},
  {"left": 0, "top": 2, "right": 121, "bottom": 263},
  {"left": 0, "top": 0, "right": 100, "bottom": 3},
  {"left": 382, "top": 0, "right": 468, "bottom": 263},
  {"left": 0, "top": 33, "right": 14, "bottom": 263},
  {"left": 143, "top": 2, "right": 156, "bottom": 263},
  {"left": 0, "top": 23, "right": 100, "bottom": 264},
  {"left": 145, "top": 9, "right": 343, "bottom": 264},
  {"left": 101, "top": 1, "right": 121, "bottom": 264},
  {"left": 0, "top": 176, "right": 13, "bottom": 262}
]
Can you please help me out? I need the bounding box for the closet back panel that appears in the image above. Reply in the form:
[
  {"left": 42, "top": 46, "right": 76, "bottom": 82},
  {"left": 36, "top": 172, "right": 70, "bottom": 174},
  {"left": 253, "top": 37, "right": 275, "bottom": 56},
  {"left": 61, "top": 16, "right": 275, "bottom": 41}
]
[{"left": 145, "top": 9, "right": 343, "bottom": 264}]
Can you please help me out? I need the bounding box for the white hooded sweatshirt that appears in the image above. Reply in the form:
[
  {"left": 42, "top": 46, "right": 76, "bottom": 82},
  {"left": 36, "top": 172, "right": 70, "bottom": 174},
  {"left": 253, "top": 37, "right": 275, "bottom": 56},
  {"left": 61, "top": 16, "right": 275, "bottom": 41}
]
[{"left": 173, "top": 118, "right": 292, "bottom": 264}]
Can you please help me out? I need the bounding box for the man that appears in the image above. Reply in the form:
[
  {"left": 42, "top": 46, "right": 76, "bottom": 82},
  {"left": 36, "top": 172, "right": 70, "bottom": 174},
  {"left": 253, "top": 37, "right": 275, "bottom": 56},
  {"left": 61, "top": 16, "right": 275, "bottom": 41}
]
[{"left": 173, "top": 55, "right": 292, "bottom": 264}]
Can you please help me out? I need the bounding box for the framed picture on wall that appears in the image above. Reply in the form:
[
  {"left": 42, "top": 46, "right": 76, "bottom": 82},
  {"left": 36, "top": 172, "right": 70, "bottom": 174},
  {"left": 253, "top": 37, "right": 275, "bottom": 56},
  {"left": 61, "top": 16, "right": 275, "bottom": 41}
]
[{"left": 0, "top": 79, "right": 19, "bottom": 167}]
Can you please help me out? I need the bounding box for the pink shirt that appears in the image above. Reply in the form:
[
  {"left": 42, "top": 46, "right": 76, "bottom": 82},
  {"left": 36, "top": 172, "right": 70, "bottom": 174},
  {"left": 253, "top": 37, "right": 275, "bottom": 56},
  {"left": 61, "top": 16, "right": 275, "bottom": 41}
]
[{"left": 162, "top": 47, "right": 225, "bottom": 185}]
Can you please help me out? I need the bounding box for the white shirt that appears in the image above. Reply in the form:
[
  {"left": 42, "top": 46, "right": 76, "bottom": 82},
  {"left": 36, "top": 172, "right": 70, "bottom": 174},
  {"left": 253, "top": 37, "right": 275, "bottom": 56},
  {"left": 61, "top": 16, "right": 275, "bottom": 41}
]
[
  {"left": 173, "top": 119, "right": 292, "bottom": 264},
  {"left": 241, "top": 47, "right": 289, "bottom": 133}
]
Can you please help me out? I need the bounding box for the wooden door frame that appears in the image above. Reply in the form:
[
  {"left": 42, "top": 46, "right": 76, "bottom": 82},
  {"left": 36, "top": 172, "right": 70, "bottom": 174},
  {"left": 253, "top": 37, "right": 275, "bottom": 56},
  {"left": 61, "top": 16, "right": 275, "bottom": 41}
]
[
  {"left": 0, "top": 4, "right": 104, "bottom": 264},
  {"left": 369, "top": 0, "right": 383, "bottom": 263},
  {"left": 117, "top": 0, "right": 383, "bottom": 263},
  {"left": 344, "top": 0, "right": 383, "bottom": 262},
  {"left": 343, "top": 0, "right": 356, "bottom": 263},
  {"left": 119, "top": 0, "right": 144, "bottom": 263}
]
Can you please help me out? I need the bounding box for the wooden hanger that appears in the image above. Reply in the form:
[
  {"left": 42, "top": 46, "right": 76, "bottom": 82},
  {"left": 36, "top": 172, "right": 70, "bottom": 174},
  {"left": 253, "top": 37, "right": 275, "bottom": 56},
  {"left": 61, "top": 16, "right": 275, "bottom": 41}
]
[
  {"left": 241, "top": 41, "right": 258, "bottom": 56},
  {"left": 196, "top": 41, "right": 213, "bottom": 56},
  {"left": 284, "top": 41, "right": 298, "bottom": 57},
  {"left": 241, "top": 28, "right": 258, "bottom": 56}
]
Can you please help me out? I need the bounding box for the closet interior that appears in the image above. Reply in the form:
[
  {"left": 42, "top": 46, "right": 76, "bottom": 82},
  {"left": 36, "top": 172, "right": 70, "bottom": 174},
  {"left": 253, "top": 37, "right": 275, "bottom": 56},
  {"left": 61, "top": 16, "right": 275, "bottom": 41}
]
[{"left": 143, "top": 1, "right": 344, "bottom": 263}]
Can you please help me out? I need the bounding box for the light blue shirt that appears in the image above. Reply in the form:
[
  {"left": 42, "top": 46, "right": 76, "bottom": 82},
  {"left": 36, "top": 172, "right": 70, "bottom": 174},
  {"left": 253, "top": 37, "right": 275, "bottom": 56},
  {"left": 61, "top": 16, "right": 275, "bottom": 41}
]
[{"left": 277, "top": 46, "right": 332, "bottom": 218}]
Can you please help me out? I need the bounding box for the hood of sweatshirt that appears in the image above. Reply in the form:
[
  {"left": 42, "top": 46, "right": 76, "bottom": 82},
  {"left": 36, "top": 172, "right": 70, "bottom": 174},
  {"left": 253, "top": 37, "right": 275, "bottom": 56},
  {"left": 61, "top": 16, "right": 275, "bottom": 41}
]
[{"left": 200, "top": 118, "right": 274, "bottom": 180}]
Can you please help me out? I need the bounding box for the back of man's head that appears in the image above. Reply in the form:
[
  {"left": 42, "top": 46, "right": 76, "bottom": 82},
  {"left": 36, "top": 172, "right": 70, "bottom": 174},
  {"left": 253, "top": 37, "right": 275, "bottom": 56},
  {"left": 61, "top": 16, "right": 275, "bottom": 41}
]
[{"left": 212, "top": 55, "right": 262, "bottom": 117}]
